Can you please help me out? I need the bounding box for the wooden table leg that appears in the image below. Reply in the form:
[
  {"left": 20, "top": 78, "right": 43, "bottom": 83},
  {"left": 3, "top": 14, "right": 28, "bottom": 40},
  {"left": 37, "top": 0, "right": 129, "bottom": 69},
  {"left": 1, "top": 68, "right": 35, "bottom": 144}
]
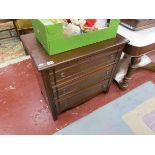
[{"left": 119, "top": 56, "right": 141, "bottom": 90}]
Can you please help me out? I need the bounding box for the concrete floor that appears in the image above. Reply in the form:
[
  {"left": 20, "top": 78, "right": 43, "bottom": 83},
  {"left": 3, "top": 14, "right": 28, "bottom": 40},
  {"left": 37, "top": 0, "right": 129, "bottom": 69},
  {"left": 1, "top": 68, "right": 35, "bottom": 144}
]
[{"left": 0, "top": 55, "right": 155, "bottom": 134}]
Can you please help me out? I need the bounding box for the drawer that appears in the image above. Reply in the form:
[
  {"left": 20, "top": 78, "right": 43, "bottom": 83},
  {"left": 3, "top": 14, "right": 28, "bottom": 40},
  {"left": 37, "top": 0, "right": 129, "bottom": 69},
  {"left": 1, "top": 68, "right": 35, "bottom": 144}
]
[
  {"left": 53, "top": 64, "right": 113, "bottom": 98},
  {"left": 56, "top": 79, "right": 109, "bottom": 112},
  {"left": 55, "top": 46, "right": 120, "bottom": 84}
]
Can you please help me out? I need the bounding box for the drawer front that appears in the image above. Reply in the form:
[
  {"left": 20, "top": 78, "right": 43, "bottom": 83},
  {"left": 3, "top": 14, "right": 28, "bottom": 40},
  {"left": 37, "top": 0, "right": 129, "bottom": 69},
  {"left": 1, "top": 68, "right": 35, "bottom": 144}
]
[
  {"left": 56, "top": 79, "right": 109, "bottom": 112},
  {"left": 55, "top": 47, "right": 120, "bottom": 84},
  {"left": 53, "top": 64, "right": 113, "bottom": 98}
]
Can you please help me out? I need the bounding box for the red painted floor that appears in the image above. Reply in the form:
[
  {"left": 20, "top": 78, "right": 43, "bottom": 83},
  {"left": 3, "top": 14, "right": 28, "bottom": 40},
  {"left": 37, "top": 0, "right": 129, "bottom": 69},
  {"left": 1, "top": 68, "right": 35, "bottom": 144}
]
[{"left": 0, "top": 57, "right": 155, "bottom": 134}]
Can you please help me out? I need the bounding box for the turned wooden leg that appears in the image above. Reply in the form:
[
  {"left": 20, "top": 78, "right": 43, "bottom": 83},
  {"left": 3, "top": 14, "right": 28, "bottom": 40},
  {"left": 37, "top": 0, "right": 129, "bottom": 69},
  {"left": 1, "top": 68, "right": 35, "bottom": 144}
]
[{"left": 119, "top": 56, "right": 141, "bottom": 90}]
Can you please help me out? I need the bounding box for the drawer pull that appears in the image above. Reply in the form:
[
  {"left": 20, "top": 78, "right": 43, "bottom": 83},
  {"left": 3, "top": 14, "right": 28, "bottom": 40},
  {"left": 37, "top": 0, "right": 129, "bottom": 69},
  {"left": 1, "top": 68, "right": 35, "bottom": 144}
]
[
  {"left": 110, "top": 54, "right": 115, "bottom": 60},
  {"left": 106, "top": 70, "right": 111, "bottom": 76},
  {"left": 102, "top": 84, "right": 107, "bottom": 90},
  {"left": 60, "top": 72, "right": 65, "bottom": 78},
  {"left": 63, "top": 89, "right": 66, "bottom": 94},
  {"left": 63, "top": 102, "right": 69, "bottom": 109}
]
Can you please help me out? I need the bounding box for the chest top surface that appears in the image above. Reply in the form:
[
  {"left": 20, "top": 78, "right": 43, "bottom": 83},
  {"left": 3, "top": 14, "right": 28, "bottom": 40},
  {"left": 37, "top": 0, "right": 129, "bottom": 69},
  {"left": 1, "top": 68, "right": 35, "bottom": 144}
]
[{"left": 21, "top": 33, "right": 128, "bottom": 71}]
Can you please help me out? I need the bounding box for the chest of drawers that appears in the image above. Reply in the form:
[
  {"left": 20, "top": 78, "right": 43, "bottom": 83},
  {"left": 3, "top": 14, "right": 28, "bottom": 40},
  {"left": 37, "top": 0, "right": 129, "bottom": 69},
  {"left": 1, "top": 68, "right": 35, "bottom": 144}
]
[{"left": 21, "top": 33, "right": 128, "bottom": 120}]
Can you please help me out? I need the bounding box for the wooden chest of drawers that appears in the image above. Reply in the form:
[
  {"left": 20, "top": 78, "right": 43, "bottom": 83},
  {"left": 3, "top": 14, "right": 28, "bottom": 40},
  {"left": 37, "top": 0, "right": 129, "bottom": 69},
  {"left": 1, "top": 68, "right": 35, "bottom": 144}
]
[{"left": 21, "top": 33, "right": 128, "bottom": 120}]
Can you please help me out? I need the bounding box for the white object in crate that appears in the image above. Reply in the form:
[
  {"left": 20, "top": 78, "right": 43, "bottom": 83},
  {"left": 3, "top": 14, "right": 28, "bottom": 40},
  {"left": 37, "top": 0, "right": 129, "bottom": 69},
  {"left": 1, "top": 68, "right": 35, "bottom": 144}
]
[
  {"left": 63, "top": 23, "right": 81, "bottom": 36},
  {"left": 94, "top": 19, "right": 107, "bottom": 29}
]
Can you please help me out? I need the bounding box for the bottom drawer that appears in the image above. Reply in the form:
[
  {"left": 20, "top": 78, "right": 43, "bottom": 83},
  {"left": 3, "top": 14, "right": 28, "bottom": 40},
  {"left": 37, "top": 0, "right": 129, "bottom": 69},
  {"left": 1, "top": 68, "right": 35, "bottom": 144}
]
[{"left": 57, "top": 79, "right": 109, "bottom": 112}]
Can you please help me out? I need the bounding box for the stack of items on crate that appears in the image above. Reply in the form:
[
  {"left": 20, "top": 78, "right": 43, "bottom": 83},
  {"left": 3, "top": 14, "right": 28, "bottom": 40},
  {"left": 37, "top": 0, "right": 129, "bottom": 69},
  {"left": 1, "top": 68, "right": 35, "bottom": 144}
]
[
  {"left": 50, "top": 19, "right": 108, "bottom": 37},
  {"left": 32, "top": 19, "right": 119, "bottom": 55}
]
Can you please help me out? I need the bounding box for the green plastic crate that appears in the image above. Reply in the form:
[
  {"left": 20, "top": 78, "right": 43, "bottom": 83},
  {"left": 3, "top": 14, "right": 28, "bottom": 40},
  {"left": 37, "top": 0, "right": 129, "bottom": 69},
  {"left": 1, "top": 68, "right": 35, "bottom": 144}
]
[{"left": 32, "top": 19, "right": 120, "bottom": 55}]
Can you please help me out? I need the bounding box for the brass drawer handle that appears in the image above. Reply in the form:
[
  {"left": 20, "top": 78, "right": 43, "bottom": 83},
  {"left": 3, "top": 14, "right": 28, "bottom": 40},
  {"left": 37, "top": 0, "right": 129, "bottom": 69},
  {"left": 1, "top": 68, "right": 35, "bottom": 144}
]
[
  {"left": 106, "top": 70, "right": 110, "bottom": 76},
  {"left": 110, "top": 54, "right": 115, "bottom": 60},
  {"left": 102, "top": 84, "right": 107, "bottom": 89},
  {"left": 60, "top": 72, "right": 65, "bottom": 78},
  {"left": 63, "top": 88, "right": 66, "bottom": 94},
  {"left": 64, "top": 102, "right": 69, "bottom": 109}
]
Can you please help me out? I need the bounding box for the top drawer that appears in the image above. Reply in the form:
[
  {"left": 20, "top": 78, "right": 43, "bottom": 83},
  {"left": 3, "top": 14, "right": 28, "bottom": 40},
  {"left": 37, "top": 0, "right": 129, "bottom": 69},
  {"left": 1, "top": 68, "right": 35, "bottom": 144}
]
[{"left": 55, "top": 46, "right": 121, "bottom": 84}]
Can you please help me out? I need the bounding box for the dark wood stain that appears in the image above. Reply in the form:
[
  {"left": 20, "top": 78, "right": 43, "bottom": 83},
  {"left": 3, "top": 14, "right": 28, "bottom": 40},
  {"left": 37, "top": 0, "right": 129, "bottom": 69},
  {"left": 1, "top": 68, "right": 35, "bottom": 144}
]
[{"left": 21, "top": 33, "right": 128, "bottom": 120}]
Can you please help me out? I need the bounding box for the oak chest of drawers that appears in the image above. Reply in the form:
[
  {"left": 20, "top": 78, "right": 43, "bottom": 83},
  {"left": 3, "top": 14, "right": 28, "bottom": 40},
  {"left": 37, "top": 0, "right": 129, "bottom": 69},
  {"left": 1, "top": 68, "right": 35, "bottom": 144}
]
[{"left": 21, "top": 33, "right": 128, "bottom": 120}]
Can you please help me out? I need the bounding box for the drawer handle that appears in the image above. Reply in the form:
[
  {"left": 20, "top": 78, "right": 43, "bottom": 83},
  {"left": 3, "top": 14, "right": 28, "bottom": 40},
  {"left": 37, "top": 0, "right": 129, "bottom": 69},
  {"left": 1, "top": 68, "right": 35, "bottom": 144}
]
[
  {"left": 60, "top": 72, "right": 65, "bottom": 78},
  {"left": 63, "top": 102, "right": 69, "bottom": 109},
  {"left": 110, "top": 54, "right": 115, "bottom": 60},
  {"left": 106, "top": 70, "right": 111, "bottom": 76},
  {"left": 102, "top": 84, "right": 107, "bottom": 89},
  {"left": 63, "top": 88, "right": 66, "bottom": 94}
]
